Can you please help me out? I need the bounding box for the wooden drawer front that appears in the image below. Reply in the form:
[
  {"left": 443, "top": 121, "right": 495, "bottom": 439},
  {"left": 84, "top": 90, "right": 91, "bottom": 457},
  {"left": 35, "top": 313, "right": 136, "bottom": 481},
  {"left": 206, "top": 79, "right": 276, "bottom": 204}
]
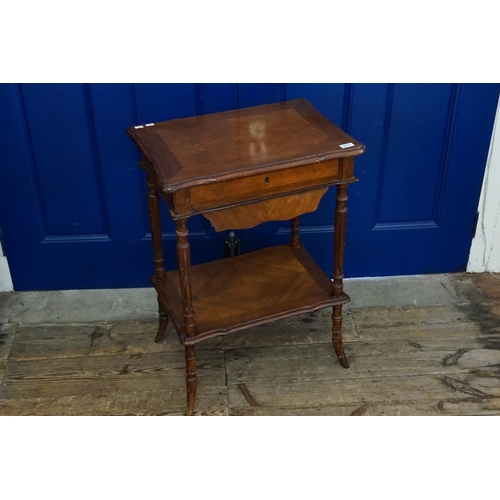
[
  {"left": 189, "top": 159, "right": 340, "bottom": 212},
  {"left": 203, "top": 187, "right": 328, "bottom": 232}
]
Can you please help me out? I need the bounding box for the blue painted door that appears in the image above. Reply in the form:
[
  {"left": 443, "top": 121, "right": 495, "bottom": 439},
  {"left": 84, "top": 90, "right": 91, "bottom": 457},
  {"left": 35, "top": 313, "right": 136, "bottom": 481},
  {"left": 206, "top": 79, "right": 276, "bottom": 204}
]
[{"left": 0, "top": 84, "right": 498, "bottom": 290}]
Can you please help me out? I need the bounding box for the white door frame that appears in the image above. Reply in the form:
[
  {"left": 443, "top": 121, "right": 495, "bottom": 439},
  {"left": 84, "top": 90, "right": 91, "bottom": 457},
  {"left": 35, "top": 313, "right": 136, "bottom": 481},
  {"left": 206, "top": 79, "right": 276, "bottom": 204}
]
[{"left": 468, "top": 96, "right": 500, "bottom": 274}]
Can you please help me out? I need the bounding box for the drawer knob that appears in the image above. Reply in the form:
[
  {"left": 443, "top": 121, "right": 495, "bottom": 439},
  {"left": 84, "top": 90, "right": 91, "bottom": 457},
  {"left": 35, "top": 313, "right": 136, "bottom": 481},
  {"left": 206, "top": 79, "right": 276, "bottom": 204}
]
[{"left": 265, "top": 177, "right": 270, "bottom": 184}]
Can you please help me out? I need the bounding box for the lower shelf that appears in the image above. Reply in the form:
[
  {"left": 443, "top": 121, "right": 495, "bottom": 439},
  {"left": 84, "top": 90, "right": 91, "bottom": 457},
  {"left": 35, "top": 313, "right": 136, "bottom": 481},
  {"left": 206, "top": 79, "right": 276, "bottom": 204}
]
[{"left": 152, "top": 244, "right": 349, "bottom": 345}]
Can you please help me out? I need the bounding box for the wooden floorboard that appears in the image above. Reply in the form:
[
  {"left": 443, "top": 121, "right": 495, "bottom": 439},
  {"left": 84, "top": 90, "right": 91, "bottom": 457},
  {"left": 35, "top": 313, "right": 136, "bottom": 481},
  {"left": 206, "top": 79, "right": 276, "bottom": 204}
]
[
  {"left": 228, "top": 371, "right": 500, "bottom": 415},
  {"left": 0, "top": 361, "right": 6, "bottom": 391},
  {"left": 225, "top": 336, "right": 500, "bottom": 385},
  {"left": 1, "top": 273, "right": 500, "bottom": 416},
  {"left": 0, "top": 323, "right": 15, "bottom": 360},
  {"left": 9, "top": 321, "right": 183, "bottom": 360},
  {"left": 0, "top": 387, "right": 228, "bottom": 416},
  {"left": 352, "top": 304, "right": 473, "bottom": 331},
  {"left": 0, "top": 324, "right": 15, "bottom": 392},
  {"left": 1, "top": 349, "right": 225, "bottom": 399}
]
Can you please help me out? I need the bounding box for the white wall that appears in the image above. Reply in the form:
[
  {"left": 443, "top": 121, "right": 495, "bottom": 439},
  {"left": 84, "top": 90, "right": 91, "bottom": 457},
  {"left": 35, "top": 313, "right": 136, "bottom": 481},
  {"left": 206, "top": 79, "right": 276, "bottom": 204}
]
[
  {"left": 0, "top": 240, "right": 14, "bottom": 292},
  {"left": 468, "top": 97, "right": 500, "bottom": 273}
]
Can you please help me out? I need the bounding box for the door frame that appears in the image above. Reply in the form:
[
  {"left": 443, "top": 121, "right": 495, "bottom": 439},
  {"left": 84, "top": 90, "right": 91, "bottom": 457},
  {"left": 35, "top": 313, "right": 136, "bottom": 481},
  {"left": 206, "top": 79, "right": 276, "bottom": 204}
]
[{"left": 468, "top": 96, "right": 500, "bottom": 272}]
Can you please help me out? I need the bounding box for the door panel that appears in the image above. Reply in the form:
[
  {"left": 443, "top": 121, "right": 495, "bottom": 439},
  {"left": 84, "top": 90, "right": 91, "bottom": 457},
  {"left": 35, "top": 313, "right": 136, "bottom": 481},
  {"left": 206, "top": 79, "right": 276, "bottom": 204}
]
[
  {"left": 377, "top": 84, "right": 453, "bottom": 224},
  {"left": 0, "top": 83, "right": 239, "bottom": 290},
  {"left": 237, "top": 84, "right": 283, "bottom": 107},
  {"left": 349, "top": 83, "right": 499, "bottom": 276},
  {"left": 0, "top": 83, "right": 498, "bottom": 290},
  {"left": 20, "top": 84, "right": 108, "bottom": 237}
]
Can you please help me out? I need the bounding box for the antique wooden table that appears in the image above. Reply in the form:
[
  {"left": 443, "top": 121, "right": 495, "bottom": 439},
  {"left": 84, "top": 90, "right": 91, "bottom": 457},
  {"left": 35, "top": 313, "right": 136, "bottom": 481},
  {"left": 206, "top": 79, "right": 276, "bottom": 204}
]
[{"left": 127, "top": 99, "right": 365, "bottom": 415}]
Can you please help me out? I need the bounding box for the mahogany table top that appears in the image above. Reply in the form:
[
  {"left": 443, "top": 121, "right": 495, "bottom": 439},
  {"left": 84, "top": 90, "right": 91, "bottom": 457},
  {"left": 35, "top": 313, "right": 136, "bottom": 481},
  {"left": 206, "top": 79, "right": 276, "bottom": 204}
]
[{"left": 126, "top": 98, "right": 365, "bottom": 193}]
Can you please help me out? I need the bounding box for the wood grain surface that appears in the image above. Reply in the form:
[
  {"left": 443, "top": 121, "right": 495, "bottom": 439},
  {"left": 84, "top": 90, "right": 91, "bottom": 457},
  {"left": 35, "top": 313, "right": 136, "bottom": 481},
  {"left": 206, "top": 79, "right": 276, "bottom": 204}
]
[
  {"left": 202, "top": 188, "right": 328, "bottom": 232},
  {"left": 127, "top": 99, "right": 365, "bottom": 192},
  {"left": 155, "top": 244, "right": 350, "bottom": 344},
  {"left": 0, "top": 324, "right": 15, "bottom": 361}
]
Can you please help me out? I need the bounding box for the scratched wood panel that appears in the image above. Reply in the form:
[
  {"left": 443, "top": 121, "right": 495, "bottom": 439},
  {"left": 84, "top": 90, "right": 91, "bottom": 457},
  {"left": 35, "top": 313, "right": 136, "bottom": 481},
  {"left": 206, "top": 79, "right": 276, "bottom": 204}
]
[
  {"left": 0, "top": 323, "right": 16, "bottom": 360},
  {"left": 352, "top": 304, "right": 473, "bottom": 328},
  {"left": 355, "top": 321, "right": 483, "bottom": 343},
  {"left": 228, "top": 369, "right": 500, "bottom": 415},
  {"left": 0, "top": 324, "right": 15, "bottom": 387},
  {"left": 0, "top": 387, "right": 227, "bottom": 416},
  {"left": 351, "top": 303, "right": 498, "bottom": 346},
  {"left": 225, "top": 335, "right": 500, "bottom": 386},
  {"left": 9, "top": 321, "right": 184, "bottom": 360},
  {"left": 0, "top": 360, "right": 6, "bottom": 389},
  {"left": 230, "top": 399, "right": 500, "bottom": 416},
  {"left": 0, "top": 349, "right": 225, "bottom": 400},
  {"left": 352, "top": 304, "right": 475, "bottom": 334}
]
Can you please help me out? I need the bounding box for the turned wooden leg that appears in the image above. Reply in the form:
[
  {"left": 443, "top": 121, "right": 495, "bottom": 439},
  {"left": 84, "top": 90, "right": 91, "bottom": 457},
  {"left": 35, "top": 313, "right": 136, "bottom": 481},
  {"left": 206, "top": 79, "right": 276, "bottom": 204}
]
[
  {"left": 176, "top": 219, "right": 196, "bottom": 338},
  {"left": 185, "top": 344, "right": 197, "bottom": 416},
  {"left": 332, "top": 304, "right": 349, "bottom": 368},
  {"left": 176, "top": 219, "right": 197, "bottom": 414},
  {"left": 146, "top": 173, "right": 169, "bottom": 343},
  {"left": 332, "top": 183, "right": 350, "bottom": 368},
  {"left": 290, "top": 216, "right": 301, "bottom": 248},
  {"left": 154, "top": 296, "right": 169, "bottom": 343},
  {"left": 146, "top": 175, "right": 165, "bottom": 282}
]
